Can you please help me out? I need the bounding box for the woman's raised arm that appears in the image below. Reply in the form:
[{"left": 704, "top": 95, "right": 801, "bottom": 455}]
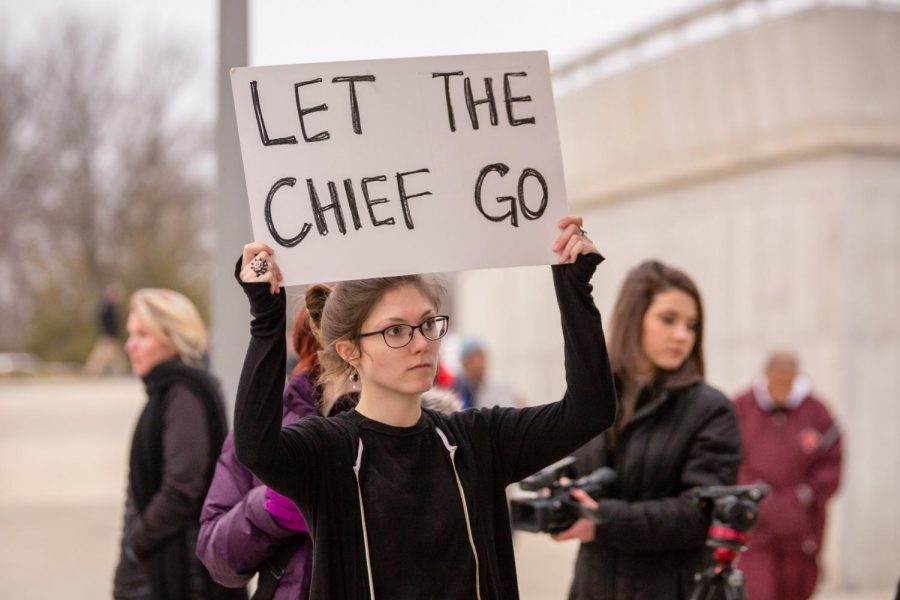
[
  {"left": 232, "top": 244, "right": 318, "bottom": 499},
  {"left": 488, "top": 217, "right": 618, "bottom": 484}
]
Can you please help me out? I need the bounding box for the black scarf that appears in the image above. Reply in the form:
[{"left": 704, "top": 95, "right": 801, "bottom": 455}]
[{"left": 128, "top": 358, "right": 232, "bottom": 600}]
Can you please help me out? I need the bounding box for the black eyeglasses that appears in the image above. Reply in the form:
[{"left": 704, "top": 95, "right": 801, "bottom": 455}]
[{"left": 358, "top": 315, "right": 450, "bottom": 349}]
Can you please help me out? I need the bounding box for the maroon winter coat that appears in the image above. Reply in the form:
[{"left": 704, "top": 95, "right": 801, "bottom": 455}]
[
  {"left": 734, "top": 377, "right": 842, "bottom": 599},
  {"left": 196, "top": 373, "right": 318, "bottom": 599}
]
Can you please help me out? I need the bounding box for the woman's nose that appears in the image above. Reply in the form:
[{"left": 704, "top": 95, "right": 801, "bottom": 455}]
[
  {"left": 408, "top": 327, "right": 429, "bottom": 351},
  {"left": 672, "top": 323, "right": 691, "bottom": 340}
]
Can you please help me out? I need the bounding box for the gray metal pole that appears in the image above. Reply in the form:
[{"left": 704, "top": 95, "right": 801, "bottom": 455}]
[{"left": 212, "top": 0, "right": 250, "bottom": 415}]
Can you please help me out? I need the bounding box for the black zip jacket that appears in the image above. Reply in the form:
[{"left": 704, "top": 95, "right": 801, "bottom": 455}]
[
  {"left": 233, "top": 253, "right": 617, "bottom": 599},
  {"left": 567, "top": 381, "right": 741, "bottom": 600}
]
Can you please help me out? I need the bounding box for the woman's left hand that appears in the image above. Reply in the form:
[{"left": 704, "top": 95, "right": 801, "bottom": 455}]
[
  {"left": 569, "top": 486, "right": 600, "bottom": 511},
  {"left": 553, "top": 215, "right": 599, "bottom": 264},
  {"left": 551, "top": 487, "right": 600, "bottom": 542}
]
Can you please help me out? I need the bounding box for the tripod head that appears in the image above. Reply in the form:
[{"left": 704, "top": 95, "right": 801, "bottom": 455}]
[
  {"left": 688, "top": 484, "right": 770, "bottom": 600},
  {"left": 692, "top": 484, "right": 770, "bottom": 554}
]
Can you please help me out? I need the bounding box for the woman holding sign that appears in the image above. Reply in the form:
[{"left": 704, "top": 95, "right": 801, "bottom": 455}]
[{"left": 232, "top": 215, "right": 616, "bottom": 599}]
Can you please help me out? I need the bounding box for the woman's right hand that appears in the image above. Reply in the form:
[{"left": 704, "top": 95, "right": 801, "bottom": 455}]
[
  {"left": 553, "top": 215, "right": 599, "bottom": 264},
  {"left": 240, "top": 242, "right": 284, "bottom": 295}
]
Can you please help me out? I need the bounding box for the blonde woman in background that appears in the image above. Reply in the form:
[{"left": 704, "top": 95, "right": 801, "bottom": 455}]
[{"left": 113, "top": 289, "right": 244, "bottom": 600}]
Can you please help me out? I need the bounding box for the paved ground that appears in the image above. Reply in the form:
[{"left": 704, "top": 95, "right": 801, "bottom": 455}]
[{"left": 0, "top": 377, "right": 893, "bottom": 599}]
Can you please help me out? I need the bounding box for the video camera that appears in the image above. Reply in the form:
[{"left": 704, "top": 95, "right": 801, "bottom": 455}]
[{"left": 510, "top": 457, "right": 617, "bottom": 535}]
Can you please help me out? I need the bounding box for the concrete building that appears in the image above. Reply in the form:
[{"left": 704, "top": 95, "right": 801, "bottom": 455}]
[{"left": 454, "top": 0, "right": 900, "bottom": 590}]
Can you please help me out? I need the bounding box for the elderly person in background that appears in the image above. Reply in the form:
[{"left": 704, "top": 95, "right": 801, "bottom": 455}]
[
  {"left": 114, "top": 288, "right": 243, "bottom": 600},
  {"left": 733, "top": 350, "right": 842, "bottom": 600}
]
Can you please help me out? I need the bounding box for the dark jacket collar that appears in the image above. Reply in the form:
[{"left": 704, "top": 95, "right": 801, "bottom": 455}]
[{"left": 620, "top": 371, "right": 704, "bottom": 430}]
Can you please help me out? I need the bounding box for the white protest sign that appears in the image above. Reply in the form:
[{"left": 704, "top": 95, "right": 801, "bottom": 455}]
[{"left": 230, "top": 51, "right": 569, "bottom": 285}]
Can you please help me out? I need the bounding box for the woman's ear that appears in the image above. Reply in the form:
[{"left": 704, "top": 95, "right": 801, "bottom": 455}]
[{"left": 335, "top": 339, "right": 359, "bottom": 367}]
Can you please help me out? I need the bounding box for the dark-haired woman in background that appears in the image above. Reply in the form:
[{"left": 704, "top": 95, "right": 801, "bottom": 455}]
[{"left": 555, "top": 260, "right": 741, "bottom": 600}]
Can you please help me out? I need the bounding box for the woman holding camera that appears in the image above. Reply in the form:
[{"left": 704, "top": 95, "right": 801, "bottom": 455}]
[
  {"left": 554, "top": 260, "right": 741, "bottom": 600},
  {"left": 232, "top": 216, "right": 617, "bottom": 598}
]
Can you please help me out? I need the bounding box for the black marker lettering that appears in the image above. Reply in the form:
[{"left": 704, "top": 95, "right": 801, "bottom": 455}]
[
  {"left": 332, "top": 75, "right": 376, "bottom": 135},
  {"left": 343, "top": 179, "right": 363, "bottom": 230},
  {"left": 464, "top": 77, "right": 498, "bottom": 130},
  {"left": 307, "top": 178, "right": 346, "bottom": 235},
  {"left": 396, "top": 168, "right": 432, "bottom": 229},
  {"left": 361, "top": 176, "right": 395, "bottom": 226},
  {"left": 474, "top": 163, "right": 518, "bottom": 226},
  {"left": 432, "top": 71, "right": 464, "bottom": 132},
  {"left": 251, "top": 81, "right": 298, "bottom": 146},
  {"left": 265, "top": 177, "right": 312, "bottom": 246},
  {"left": 503, "top": 72, "right": 536, "bottom": 126},
  {"left": 518, "top": 168, "right": 548, "bottom": 220},
  {"left": 294, "top": 78, "right": 330, "bottom": 142}
]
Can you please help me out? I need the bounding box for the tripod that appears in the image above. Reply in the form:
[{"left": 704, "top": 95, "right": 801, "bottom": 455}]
[
  {"left": 688, "top": 484, "right": 769, "bottom": 600},
  {"left": 689, "top": 545, "right": 746, "bottom": 600}
]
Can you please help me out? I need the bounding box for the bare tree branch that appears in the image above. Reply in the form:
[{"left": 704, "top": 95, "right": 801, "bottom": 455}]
[{"left": 0, "top": 17, "right": 214, "bottom": 360}]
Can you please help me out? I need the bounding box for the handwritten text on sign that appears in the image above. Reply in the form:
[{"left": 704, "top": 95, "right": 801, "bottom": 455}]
[{"left": 230, "top": 51, "right": 569, "bottom": 285}]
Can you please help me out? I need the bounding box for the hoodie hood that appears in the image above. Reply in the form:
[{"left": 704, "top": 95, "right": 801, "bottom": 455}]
[{"left": 752, "top": 374, "right": 811, "bottom": 411}]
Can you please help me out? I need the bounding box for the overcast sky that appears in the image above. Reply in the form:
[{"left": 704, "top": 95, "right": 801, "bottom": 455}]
[{"left": 8, "top": 0, "right": 704, "bottom": 69}]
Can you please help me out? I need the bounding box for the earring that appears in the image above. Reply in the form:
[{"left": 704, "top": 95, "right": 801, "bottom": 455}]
[{"left": 349, "top": 367, "right": 359, "bottom": 391}]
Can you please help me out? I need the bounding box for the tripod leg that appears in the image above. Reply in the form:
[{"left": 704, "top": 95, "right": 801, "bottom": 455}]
[
  {"left": 724, "top": 585, "right": 745, "bottom": 600},
  {"left": 722, "top": 567, "right": 745, "bottom": 600},
  {"left": 690, "top": 570, "right": 724, "bottom": 600}
]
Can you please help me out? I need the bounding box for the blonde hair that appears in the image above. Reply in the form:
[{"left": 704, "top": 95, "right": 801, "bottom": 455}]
[{"left": 129, "top": 288, "right": 208, "bottom": 368}]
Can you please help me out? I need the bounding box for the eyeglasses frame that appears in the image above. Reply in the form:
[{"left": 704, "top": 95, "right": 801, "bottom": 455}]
[{"left": 357, "top": 315, "right": 450, "bottom": 348}]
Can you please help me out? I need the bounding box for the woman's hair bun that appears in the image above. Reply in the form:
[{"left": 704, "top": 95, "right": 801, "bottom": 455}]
[{"left": 304, "top": 283, "right": 332, "bottom": 331}]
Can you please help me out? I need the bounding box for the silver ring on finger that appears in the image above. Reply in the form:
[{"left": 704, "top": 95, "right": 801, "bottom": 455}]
[
  {"left": 578, "top": 226, "right": 588, "bottom": 236},
  {"left": 250, "top": 257, "right": 269, "bottom": 277}
]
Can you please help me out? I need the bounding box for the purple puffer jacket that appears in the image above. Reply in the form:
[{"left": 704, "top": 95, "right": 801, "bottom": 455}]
[{"left": 197, "top": 372, "right": 318, "bottom": 599}]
